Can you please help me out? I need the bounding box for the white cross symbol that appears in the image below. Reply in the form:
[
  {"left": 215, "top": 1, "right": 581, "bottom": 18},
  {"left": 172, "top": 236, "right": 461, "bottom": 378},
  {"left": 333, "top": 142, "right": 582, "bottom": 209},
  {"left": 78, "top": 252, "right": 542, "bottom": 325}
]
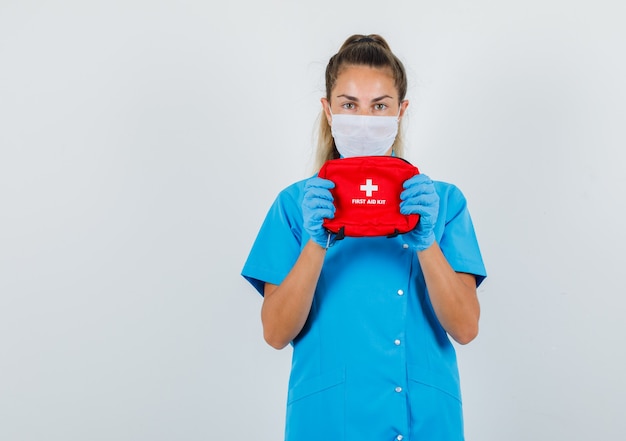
[{"left": 360, "top": 179, "right": 379, "bottom": 197}]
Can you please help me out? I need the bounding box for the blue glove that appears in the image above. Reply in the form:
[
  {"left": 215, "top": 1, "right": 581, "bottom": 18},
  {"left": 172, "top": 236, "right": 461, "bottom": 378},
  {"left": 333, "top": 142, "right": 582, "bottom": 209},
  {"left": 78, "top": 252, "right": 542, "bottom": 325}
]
[
  {"left": 399, "top": 173, "right": 439, "bottom": 251},
  {"left": 302, "top": 177, "right": 336, "bottom": 249}
]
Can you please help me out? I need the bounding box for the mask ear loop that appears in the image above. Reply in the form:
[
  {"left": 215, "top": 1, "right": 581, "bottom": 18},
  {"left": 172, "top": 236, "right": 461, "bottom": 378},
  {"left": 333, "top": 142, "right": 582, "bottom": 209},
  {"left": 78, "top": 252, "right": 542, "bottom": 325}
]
[
  {"left": 392, "top": 105, "right": 402, "bottom": 157},
  {"left": 327, "top": 106, "right": 334, "bottom": 124}
]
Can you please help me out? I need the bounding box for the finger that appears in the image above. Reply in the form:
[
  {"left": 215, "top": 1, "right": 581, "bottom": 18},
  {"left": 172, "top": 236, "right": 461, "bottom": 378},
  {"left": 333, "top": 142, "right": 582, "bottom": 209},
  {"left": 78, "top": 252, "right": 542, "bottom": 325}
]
[
  {"left": 312, "top": 207, "right": 335, "bottom": 220},
  {"left": 306, "top": 177, "right": 336, "bottom": 190},
  {"left": 402, "top": 173, "right": 432, "bottom": 189},
  {"left": 303, "top": 197, "right": 336, "bottom": 212},
  {"left": 400, "top": 192, "right": 439, "bottom": 208},
  {"left": 305, "top": 207, "right": 336, "bottom": 228},
  {"left": 400, "top": 183, "right": 436, "bottom": 201},
  {"left": 304, "top": 187, "right": 334, "bottom": 202},
  {"left": 304, "top": 206, "right": 336, "bottom": 222},
  {"left": 399, "top": 194, "right": 439, "bottom": 215}
]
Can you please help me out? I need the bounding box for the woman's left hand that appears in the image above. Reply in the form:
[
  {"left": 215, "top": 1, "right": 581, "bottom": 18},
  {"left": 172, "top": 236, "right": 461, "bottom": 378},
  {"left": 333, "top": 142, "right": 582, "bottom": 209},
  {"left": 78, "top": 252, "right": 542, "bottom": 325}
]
[{"left": 400, "top": 173, "right": 439, "bottom": 251}]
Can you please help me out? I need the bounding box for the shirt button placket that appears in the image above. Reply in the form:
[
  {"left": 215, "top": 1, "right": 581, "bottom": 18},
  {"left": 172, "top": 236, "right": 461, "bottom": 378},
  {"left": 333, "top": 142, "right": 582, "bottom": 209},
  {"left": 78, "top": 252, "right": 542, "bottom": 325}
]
[
  {"left": 395, "top": 245, "right": 410, "bottom": 440},
  {"left": 392, "top": 320, "right": 407, "bottom": 435}
]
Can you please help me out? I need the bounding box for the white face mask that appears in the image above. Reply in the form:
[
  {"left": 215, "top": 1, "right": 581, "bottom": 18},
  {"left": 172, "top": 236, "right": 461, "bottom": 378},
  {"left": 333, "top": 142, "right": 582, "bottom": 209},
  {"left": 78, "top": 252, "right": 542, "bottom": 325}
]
[{"left": 330, "top": 109, "right": 400, "bottom": 158}]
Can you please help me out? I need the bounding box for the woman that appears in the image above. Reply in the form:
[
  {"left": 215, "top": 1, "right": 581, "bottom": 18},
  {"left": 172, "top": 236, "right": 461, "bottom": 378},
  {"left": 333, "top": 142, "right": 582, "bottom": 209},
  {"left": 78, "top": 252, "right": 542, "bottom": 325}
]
[{"left": 242, "top": 34, "right": 487, "bottom": 441}]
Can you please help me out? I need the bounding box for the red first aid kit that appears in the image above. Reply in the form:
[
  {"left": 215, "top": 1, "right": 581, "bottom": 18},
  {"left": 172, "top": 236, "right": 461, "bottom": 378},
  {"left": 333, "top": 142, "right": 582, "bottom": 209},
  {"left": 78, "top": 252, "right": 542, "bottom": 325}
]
[{"left": 317, "top": 156, "right": 420, "bottom": 238}]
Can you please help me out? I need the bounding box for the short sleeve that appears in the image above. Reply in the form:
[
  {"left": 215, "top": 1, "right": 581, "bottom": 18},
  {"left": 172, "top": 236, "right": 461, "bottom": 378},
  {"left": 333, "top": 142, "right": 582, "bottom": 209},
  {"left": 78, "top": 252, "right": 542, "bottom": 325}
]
[
  {"left": 241, "top": 181, "right": 307, "bottom": 296},
  {"left": 436, "top": 182, "right": 487, "bottom": 287}
]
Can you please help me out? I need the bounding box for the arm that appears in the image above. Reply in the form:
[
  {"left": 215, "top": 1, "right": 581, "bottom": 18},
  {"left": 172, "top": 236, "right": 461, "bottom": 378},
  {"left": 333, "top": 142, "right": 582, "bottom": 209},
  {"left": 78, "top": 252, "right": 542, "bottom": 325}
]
[
  {"left": 261, "top": 240, "right": 326, "bottom": 349},
  {"left": 261, "top": 177, "right": 336, "bottom": 350},
  {"left": 418, "top": 242, "right": 480, "bottom": 345},
  {"left": 400, "top": 174, "right": 481, "bottom": 344}
]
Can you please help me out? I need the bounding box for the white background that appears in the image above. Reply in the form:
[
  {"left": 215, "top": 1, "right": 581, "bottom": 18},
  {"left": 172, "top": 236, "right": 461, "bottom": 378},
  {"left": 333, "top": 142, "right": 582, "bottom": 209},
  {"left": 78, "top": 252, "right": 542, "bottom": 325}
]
[{"left": 1, "top": 1, "right": 625, "bottom": 439}]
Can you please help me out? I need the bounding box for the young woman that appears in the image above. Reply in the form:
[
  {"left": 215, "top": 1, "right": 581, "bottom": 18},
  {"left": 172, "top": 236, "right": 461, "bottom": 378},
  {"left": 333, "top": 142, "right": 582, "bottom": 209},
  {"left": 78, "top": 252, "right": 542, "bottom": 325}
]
[{"left": 242, "top": 34, "right": 487, "bottom": 441}]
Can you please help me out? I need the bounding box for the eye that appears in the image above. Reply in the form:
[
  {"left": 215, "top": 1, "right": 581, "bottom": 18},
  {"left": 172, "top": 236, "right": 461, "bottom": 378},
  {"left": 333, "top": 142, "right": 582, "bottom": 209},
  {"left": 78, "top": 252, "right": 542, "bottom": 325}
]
[
  {"left": 374, "top": 103, "right": 388, "bottom": 111},
  {"left": 341, "top": 102, "right": 356, "bottom": 110}
]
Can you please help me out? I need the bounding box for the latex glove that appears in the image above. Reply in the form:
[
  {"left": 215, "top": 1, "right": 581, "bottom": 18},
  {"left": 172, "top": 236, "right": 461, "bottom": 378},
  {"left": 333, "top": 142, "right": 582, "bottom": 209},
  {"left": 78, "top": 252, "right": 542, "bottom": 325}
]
[
  {"left": 399, "top": 173, "right": 439, "bottom": 251},
  {"left": 302, "top": 177, "right": 336, "bottom": 249}
]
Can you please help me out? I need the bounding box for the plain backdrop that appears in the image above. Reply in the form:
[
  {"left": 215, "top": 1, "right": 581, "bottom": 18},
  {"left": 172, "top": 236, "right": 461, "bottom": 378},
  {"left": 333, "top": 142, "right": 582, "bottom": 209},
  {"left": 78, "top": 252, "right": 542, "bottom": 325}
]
[{"left": 1, "top": 1, "right": 625, "bottom": 440}]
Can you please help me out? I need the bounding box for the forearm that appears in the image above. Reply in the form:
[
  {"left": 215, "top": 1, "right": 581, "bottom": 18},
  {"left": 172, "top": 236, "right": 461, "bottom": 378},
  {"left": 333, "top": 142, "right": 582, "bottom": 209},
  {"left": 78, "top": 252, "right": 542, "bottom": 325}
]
[
  {"left": 417, "top": 242, "right": 480, "bottom": 345},
  {"left": 261, "top": 239, "right": 327, "bottom": 349}
]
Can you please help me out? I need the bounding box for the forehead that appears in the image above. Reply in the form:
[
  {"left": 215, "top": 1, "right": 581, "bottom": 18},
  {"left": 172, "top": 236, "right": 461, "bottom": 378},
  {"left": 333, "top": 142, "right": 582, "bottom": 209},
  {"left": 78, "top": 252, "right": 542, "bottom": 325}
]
[{"left": 333, "top": 65, "right": 397, "bottom": 96}]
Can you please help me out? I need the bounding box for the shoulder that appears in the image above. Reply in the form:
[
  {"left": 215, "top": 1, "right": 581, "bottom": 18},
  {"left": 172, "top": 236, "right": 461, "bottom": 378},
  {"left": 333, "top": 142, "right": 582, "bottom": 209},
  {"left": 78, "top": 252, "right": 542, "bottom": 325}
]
[
  {"left": 265, "top": 176, "right": 315, "bottom": 222},
  {"left": 278, "top": 177, "right": 310, "bottom": 199},
  {"left": 433, "top": 180, "right": 467, "bottom": 206},
  {"left": 273, "top": 177, "right": 312, "bottom": 208}
]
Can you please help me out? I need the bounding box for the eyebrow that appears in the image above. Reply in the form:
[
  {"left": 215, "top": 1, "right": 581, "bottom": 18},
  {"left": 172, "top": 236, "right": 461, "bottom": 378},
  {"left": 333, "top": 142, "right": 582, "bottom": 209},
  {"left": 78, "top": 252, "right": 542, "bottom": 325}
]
[{"left": 336, "top": 94, "right": 395, "bottom": 102}]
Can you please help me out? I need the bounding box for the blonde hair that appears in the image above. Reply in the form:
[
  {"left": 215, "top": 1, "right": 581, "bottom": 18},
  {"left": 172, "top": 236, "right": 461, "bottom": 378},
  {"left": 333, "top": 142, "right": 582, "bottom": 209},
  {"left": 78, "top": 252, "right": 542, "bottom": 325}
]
[{"left": 313, "top": 34, "right": 408, "bottom": 171}]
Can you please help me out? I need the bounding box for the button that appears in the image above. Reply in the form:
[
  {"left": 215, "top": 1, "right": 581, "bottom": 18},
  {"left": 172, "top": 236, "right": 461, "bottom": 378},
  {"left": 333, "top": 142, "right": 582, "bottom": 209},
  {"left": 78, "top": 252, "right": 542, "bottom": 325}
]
[
  {"left": 394, "top": 339, "right": 401, "bottom": 346},
  {"left": 402, "top": 243, "right": 409, "bottom": 249},
  {"left": 395, "top": 386, "right": 403, "bottom": 393},
  {"left": 396, "top": 436, "right": 404, "bottom": 441},
  {"left": 397, "top": 289, "right": 404, "bottom": 296}
]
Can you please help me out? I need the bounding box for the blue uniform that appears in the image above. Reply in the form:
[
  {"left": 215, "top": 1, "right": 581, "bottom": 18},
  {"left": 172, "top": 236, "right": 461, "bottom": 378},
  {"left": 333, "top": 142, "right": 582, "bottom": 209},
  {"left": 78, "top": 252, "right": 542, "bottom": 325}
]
[{"left": 242, "top": 177, "right": 487, "bottom": 441}]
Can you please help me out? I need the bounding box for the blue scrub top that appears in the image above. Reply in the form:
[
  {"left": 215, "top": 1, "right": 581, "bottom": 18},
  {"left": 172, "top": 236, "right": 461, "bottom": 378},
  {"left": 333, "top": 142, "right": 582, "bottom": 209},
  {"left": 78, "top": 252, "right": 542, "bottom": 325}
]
[{"left": 242, "top": 178, "right": 487, "bottom": 441}]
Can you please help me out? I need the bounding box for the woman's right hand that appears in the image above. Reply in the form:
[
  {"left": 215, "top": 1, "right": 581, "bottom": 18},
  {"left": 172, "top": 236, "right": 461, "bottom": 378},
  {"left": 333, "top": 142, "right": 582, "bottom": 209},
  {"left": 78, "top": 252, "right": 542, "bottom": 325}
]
[
  {"left": 260, "top": 177, "right": 335, "bottom": 349},
  {"left": 302, "top": 177, "right": 336, "bottom": 248}
]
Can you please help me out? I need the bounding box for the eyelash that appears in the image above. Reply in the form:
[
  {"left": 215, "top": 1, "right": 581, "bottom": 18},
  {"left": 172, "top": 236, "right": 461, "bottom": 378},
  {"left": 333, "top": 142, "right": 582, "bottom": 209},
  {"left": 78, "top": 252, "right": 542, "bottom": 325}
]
[{"left": 341, "top": 103, "right": 389, "bottom": 111}]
